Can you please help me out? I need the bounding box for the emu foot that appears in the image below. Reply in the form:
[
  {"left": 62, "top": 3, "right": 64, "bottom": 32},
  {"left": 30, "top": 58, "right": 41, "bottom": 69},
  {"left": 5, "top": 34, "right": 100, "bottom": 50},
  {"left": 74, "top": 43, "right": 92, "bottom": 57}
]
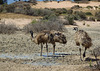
[
  {"left": 40, "top": 54, "right": 42, "bottom": 56},
  {"left": 80, "top": 58, "right": 83, "bottom": 61}
]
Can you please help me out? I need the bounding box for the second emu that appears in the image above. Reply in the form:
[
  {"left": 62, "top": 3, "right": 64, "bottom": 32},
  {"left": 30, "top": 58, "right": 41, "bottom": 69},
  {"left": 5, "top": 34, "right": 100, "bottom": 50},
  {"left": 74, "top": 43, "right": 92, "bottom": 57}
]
[{"left": 73, "top": 27, "right": 92, "bottom": 60}]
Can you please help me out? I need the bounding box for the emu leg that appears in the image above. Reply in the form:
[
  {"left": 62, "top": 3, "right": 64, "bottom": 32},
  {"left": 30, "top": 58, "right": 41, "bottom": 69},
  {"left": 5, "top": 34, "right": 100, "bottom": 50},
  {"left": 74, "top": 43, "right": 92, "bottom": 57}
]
[
  {"left": 40, "top": 43, "right": 43, "bottom": 56},
  {"left": 53, "top": 44, "right": 55, "bottom": 56},
  {"left": 46, "top": 43, "right": 48, "bottom": 56},
  {"left": 79, "top": 48, "right": 82, "bottom": 61},
  {"left": 83, "top": 48, "right": 87, "bottom": 58}
]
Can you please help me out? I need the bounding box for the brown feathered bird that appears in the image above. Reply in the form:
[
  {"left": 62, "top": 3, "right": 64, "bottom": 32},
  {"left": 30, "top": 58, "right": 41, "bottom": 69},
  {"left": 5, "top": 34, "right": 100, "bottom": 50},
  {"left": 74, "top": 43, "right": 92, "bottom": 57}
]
[
  {"left": 73, "top": 27, "right": 92, "bottom": 60},
  {"left": 30, "top": 30, "right": 67, "bottom": 56},
  {"left": 30, "top": 30, "right": 49, "bottom": 56}
]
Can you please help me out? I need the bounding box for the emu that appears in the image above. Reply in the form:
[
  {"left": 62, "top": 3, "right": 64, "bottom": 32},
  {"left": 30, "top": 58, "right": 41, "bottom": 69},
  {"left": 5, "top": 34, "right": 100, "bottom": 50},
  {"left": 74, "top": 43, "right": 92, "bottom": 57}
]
[
  {"left": 73, "top": 27, "right": 92, "bottom": 60},
  {"left": 30, "top": 30, "right": 67, "bottom": 56},
  {"left": 47, "top": 30, "right": 67, "bottom": 56},
  {"left": 30, "top": 30, "right": 49, "bottom": 56}
]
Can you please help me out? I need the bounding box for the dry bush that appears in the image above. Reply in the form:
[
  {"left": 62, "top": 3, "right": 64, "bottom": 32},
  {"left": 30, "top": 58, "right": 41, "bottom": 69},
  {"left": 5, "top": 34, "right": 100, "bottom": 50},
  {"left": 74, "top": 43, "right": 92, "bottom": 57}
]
[
  {"left": 88, "top": 17, "right": 95, "bottom": 21},
  {"left": 95, "top": 11, "right": 100, "bottom": 21},
  {"left": 23, "top": 19, "right": 64, "bottom": 33},
  {"left": 92, "top": 47, "right": 100, "bottom": 70},
  {"left": 92, "top": 47, "right": 100, "bottom": 57},
  {"left": 0, "top": 23, "right": 18, "bottom": 34}
]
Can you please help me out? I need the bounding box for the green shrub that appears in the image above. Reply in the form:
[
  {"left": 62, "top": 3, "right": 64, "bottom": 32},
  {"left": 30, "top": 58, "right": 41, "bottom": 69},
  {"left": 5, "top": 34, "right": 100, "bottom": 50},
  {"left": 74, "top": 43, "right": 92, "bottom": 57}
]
[
  {"left": 85, "top": 12, "right": 93, "bottom": 16},
  {"left": 73, "top": 14, "right": 81, "bottom": 20},
  {"left": 71, "top": 5, "right": 82, "bottom": 9},
  {"left": 86, "top": 6, "right": 93, "bottom": 9},
  {"left": 74, "top": 11, "right": 87, "bottom": 20},
  {"left": 0, "top": 5, "right": 4, "bottom": 12},
  {"left": 31, "top": 20, "right": 37, "bottom": 24},
  {"left": 6, "top": 4, "right": 16, "bottom": 13},
  {"left": 65, "top": 15, "right": 74, "bottom": 25},
  {"left": 0, "top": 3, "right": 8, "bottom": 13},
  {"left": 43, "top": 14, "right": 57, "bottom": 21},
  {"left": 67, "top": 9, "right": 73, "bottom": 14}
]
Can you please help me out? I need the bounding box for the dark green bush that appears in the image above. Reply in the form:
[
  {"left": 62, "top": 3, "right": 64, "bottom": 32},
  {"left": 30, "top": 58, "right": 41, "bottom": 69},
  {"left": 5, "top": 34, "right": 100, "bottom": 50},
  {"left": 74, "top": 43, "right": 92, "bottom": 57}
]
[
  {"left": 48, "top": 8, "right": 67, "bottom": 16},
  {"left": 65, "top": 15, "right": 74, "bottom": 25},
  {"left": 0, "top": 2, "right": 54, "bottom": 16},
  {"left": 6, "top": 4, "right": 16, "bottom": 13},
  {"left": 86, "top": 6, "right": 93, "bottom": 9},
  {"left": 71, "top": 5, "right": 82, "bottom": 9},
  {"left": 73, "top": 14, "right": 81, "bottom": 20},
  {"left": 43, "top": 14, "right": 57, "bottom": 21},
  {"left": 0, "top": 5, "right": 4, "bottom": 12},
  {"left": 0, "top": 3, "right": 8, "bottom": 13},
  {"left": 74, "top": 11, "right": 86, "bottom": 20},
  {"left": 52, "top": 8, "right": 67, "bottom": 16},
  {"left": 67, "top": 9, "right": 73, "bottom": 14},
  {"left": 85, "top": 12, "right": 93, "bottom": 16}
]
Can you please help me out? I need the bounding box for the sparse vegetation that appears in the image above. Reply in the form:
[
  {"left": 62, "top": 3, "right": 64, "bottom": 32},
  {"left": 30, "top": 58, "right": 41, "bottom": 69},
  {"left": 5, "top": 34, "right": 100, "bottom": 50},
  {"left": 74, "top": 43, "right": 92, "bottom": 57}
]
[
  {"left": 86, "top": 6, "right": 93, "bottom": 9},
  {"left": 95, "top": 11, "right": 100, "bottom": 21},
  {"left": 0, "top": 23, "right": 18, "bottom": 34},
  {"left": 88, "top": 17, "right": 95, "bottom": 21},
  {"left": 92, "top": 47, "right": 100, "bottom": 70},
  {"left": 71, "top": 5, "right": 82, "bottom": 9},
  {"left": 23, "top": 18, "right": 64, "bottom": 33},
  {"left": 87, "top": 24, "right": 90, "bottom": 27},
  {"left": 85, "top": 12, "right": 93, "bottom": 16},
  {"left": 65, "top": 15, "right": 74, "bottom": 25},
  {"left": 0, "top": 3, "right": 54, "bottom": 16},
  {"left": 74, "top": 11, "right": 87, "bottom": 20}
]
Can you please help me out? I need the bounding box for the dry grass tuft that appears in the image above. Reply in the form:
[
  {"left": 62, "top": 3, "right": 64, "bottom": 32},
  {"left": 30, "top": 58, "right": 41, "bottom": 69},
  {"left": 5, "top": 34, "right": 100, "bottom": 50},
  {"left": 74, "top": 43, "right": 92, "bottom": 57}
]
[{"left": 0, "top": 23, "right": 18, "bottom": 34}]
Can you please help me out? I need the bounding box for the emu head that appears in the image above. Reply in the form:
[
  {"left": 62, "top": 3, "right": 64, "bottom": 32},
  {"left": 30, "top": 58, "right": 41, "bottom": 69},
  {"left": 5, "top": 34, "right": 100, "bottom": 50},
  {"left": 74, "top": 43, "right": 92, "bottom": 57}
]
[
  {"left": 52, "top": 32, "right": 67, "bottom": 44},
  {"left": 73, "top": 27, "right": 78, "bottom": 31}
]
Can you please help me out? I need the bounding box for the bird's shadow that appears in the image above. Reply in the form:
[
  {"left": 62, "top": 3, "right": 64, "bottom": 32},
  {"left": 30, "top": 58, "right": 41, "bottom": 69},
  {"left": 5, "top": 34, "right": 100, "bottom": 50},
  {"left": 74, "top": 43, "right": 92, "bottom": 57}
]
[{"left": 85, "top": 57, "right": 100, "bottom": 62}]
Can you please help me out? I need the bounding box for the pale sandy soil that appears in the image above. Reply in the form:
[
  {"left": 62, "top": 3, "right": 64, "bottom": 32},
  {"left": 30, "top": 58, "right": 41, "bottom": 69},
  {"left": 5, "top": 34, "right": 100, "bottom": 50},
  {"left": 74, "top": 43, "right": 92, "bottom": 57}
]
[
  {"left": 32, "top": 1, "right": 100, "bottom": 8},
  {"left": 0, "top": 18, "right": 32, "bottom": 29},
  {"left": 0, "top": 13, "right": 41, "bottom": 29}
]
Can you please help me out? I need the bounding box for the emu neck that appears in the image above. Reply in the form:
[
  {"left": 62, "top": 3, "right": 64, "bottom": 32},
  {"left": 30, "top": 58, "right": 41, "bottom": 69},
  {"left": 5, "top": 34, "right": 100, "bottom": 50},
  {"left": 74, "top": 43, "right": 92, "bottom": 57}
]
[{"left": 75, "top": 28, "right": 79, "bottom": 31}]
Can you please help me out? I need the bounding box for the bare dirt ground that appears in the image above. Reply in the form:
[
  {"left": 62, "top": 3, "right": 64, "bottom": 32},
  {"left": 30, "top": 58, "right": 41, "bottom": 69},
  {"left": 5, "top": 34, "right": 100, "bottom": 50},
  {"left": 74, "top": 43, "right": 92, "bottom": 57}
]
[
  {"left": 0, "top": 17, "right": 100, "bottom": 71},
  {"left": 32, "top": 1, "right": 100, "bottom": 8}
]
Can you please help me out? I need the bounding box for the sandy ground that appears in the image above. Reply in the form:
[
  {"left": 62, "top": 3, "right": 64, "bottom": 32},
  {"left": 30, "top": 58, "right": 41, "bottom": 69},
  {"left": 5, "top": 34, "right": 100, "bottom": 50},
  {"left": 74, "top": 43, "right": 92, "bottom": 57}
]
[
  {"left": 0, "top": 17, "right": 100, "bottom": 71},
  {"left": 0, "top": 18, "right": 32, "bottom": 29},
  {"left": 32, "top": 1, "right": 100, "bottom": 8}
]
